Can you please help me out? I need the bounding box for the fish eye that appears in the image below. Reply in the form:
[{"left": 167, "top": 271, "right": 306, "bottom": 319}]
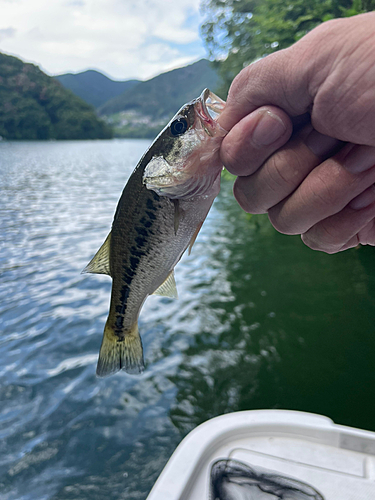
[{"left": 170, "top": 118, "right": 188, "bottom": 136}]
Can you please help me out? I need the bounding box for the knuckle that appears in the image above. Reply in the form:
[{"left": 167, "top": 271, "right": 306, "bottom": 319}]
[
  {"left": 227, "top": 67, "right": 254, "bottom": 108},
  {"left": 307, "top": 165, "right": 344, "bottom": 209},
  {"left": 228, "top": 57, "right": 280, "bottom": 110},
  {"left": 266, "top": 149, "right": 303, "bottom": 191}
]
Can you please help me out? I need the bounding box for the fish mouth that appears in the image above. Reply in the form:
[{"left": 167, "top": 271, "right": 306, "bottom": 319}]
[
  {"left": 200, "top": 88, "right": 226, "bottom": 121},
  {"left": 196, "top": 88, "right": 226, "bottom": 136}
]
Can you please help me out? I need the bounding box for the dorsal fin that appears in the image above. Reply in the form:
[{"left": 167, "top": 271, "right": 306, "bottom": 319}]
[
  {"left": 152, "top": 270, "right": 178, "bottom": 299},
  {"left": 82, "top": 232, "right": 111, "bottom": 276}
]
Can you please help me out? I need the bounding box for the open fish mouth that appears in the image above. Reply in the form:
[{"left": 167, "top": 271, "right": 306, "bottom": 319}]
[
  {"left": 200, "top": 88, "right": 226, "bottom": 121},
  {"left": 197, "top": 88, "right": 227, "bottom": 136}
]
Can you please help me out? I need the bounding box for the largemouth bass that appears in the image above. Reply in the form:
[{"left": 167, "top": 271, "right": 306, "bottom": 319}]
[{"left": 84, "top": 89, "right": 226, "bottom": 377}]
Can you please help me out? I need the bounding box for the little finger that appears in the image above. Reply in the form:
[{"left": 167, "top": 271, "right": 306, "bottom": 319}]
[
  {"left": 301, "top": 185, "right": 375, "bottom": 253},
  {"left": 268, "top": 145, "right": 375, "bottom": 235}
]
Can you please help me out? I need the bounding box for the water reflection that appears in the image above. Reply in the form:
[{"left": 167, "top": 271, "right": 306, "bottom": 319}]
[
  {"left": 168, "top": 185, "right": 375, "bottom": 436},
  {"left": 1, "top": 140, "right": 375, "bottom": 500}
]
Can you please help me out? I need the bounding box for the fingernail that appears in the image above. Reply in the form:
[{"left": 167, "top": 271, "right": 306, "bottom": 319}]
[
  {"left": 344, "top": 145, "right": 375, "bottom": 173},
  {"left": 349, "top": 185, "right": 375, "bottom": 209},
  {"left": 306, "top": 129, "right": 343, "bottom": 157},
  {"left": 252, "top": 110, "right": 286, "bottom": 146}
]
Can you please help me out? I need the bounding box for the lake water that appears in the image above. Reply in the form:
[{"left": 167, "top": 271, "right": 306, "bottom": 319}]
[{"left": 1, "top": 139, "right": 375, "bottom": 500}]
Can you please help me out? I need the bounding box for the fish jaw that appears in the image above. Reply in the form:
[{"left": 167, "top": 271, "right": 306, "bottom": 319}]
[
  {"left": 143, "top": 89, "right": 227, "bottom": 201},
  {"left": 196, "top": 88, "right": 227, "bottom": 138}
]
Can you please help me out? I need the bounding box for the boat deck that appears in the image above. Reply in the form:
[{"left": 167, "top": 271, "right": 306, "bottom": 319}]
[{"left": 146, "top": 410, "right": 375, "bottom": 500}]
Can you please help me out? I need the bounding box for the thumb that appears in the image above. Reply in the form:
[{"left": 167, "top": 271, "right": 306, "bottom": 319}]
[{"left": 218, "top": 46, "right": 312, "bottom": 132}]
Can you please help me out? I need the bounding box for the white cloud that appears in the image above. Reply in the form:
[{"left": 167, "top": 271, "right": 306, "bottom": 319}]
[
  {"left": 0, "top": 0, "right": 206, "bottom": 80},
  {"left": 0, "top": 27, "right": 16, "bottom": 42}
]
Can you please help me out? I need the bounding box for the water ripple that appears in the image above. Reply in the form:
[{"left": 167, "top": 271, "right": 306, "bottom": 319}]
[{"left": 1, "top": 140, "right": 375, "bottom": 500}]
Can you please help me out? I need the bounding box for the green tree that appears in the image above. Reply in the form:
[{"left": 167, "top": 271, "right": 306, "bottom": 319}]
[
  {"left": 0, "top": 52, "right": 113, "bottom": 140},
  {"left": 201, "top": 0, "right": 375, "bottom": 96}
]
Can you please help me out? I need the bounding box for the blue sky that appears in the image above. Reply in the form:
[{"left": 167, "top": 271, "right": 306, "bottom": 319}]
[{"left": 0, "top": 0, "right": 208, "bottom": 80}]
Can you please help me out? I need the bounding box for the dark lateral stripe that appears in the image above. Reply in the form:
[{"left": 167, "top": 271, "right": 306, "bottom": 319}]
[
  {"left": 130, "top": 256, "right": 139, "bottom": 269},
  {"left": 122, "top": 264, "right": 136, "bottom": 276},
  {"left": 135, "top": 236, "right": 146, "bottom": 247},
  {"left": 115, "top": 286, "right": 130, "bottom": 316},
  {"left": 135, "top": 226, "right": 148, "bottom": 236},
  {"left": 114, "top": 285, "right": 130, "bottom": 337},
  {"left": 123, "top": 274, "right": 133, "bottom": 285},
  {"left": 146, "top": 198, "right": 156, "bottom": 210},
  {"left": 140, "top": 217, "right": 153, "bottom": 228},
  {"left": 124, "top": 267, "right": 136, "bottom": 278},
  {"left": 131, "top": 245, "right": 145, "bottom": 258},
  {"left": 115, "top": 315, "right": 124, "bottom": 329},
  {"left": 119, "top": 285, "right": 130, "bottom": 305},
  {"left": 146, "top": 210, "right": 156, "bottom": 220}
]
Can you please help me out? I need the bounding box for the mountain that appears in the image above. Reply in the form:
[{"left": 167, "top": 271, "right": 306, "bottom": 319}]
[
  {"left": 54, "top": 70, "right": 139, "bottom": 109},
  {"left": 98, "top": 59, "right": 221, "bottom": 119},
  {"left": 0, "top": 52, "right": 112, "bottom": 140},
  {"left": 53, "top": 59, "right": 221, "bottom": 139}
]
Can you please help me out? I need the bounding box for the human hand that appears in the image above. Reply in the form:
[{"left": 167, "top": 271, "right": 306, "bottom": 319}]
[{"left": 219, "top": 12, "right": 375, "bottom": 253}]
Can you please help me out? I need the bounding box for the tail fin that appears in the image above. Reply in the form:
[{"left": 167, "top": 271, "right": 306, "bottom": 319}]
[{"left": 96, "top": 321, "right": 144, "bottom": 377}]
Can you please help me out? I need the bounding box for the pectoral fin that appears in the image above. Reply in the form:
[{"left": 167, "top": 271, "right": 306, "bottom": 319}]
[
  {"left": 173, "top": 199, "right": 180, "bottom": 235},
  {"left": 188, "top": 222, "right": 203, "bottom": 255},
  {"left": 82, "top": 232, "right": 111, "bottom": 276},
  {"left": 152, "top": 270, "right": 178, "bottom": 299}
]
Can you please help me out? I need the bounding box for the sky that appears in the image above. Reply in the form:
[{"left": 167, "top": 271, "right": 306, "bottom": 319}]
[{"left": 0, "top": 0, "right": 208, "bottom": 81}]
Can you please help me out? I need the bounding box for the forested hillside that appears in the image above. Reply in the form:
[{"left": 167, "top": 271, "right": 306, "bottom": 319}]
[
  {"left": 98, "top": 59, "right": 220, "bottom": 118},
  {"left": 0, "top": 52, "right": 112, "bottom": 140},
  {"left": 91, "top": 59, "right": 220, "bottom": 138},
  {"left": 54, "top": 70, "right": 139, "bottom": 109}
]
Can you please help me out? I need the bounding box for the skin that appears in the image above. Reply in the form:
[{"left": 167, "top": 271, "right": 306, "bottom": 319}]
[{"left": 218, "top": 12, "right": 375, "bottom": 253}]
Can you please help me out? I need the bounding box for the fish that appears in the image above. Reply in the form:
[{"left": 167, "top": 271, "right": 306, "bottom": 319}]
[{"left": 83, "top": 88, "right": 227, "bottom": 377}]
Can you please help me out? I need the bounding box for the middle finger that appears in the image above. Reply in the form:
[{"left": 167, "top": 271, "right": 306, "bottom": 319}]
[{"left": 234, "top": 127, "right": 342, "bottom": 214}]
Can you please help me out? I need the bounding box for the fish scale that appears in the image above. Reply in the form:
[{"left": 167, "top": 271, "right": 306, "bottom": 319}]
[{"left": 110, "top": 191, "right": 175, "bottom": 336}]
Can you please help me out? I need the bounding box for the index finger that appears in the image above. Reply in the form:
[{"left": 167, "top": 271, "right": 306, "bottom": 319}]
[{"left": 220, "top": 105, "right": 293, "bottom": 177}]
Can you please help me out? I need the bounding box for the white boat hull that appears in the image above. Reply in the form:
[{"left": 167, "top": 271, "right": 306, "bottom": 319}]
[{"left": 146, "top": 410, "right": 375, "bottom": 500}]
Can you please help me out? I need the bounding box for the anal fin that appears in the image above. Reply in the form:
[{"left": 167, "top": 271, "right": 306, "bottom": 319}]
[{"left": 152, "top": 270, "right": 178, "bottom": 299}]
